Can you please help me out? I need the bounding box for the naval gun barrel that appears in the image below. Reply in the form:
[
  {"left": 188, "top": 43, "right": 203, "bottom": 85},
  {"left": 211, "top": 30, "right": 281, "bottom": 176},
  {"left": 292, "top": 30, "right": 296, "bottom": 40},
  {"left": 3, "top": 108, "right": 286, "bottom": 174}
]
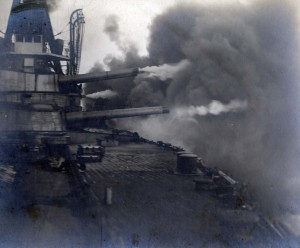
[
  {"left": 59, "top": 68, "right": 139, "bottom": 84},
  {"left": 66, "top": 106, "right": 169, "bottom": 122}
]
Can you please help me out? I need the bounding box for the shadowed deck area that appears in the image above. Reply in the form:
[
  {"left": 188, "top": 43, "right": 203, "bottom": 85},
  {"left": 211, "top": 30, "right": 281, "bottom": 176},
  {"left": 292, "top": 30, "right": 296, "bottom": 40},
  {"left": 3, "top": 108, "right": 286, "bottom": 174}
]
[{"left": 0, "top": 142, "right": 293, "bottom": 247}]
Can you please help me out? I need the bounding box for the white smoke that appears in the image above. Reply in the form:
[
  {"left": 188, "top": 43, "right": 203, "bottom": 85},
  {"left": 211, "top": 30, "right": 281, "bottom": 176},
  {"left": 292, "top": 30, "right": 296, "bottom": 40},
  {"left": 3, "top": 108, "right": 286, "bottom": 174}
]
[
  {"left": 140, "top": 59, "right": 190, "bottom": 80},
  {"left": 174, "top": 99, "right": 248, "bottom": 117},
  {"left": 85, "top": 90, "right": 118, "bottom": 99}
]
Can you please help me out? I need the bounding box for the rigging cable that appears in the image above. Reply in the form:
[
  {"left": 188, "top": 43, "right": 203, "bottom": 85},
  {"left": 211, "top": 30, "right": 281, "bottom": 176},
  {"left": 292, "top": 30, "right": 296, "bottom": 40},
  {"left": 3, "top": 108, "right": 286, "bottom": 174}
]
[
  {"left": 54, "top": 22, "right": 70, "bottom": 37},
  {"left": 54, "top": 29, "right": 71, "bottom": 37}
]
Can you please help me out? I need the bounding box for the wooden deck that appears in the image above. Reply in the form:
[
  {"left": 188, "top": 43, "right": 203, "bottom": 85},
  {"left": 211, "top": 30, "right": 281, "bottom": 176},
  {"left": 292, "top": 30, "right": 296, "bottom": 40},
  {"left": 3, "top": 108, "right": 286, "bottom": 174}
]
[{"left": 0, "top": 142, "right": 292, "bottom": 247}]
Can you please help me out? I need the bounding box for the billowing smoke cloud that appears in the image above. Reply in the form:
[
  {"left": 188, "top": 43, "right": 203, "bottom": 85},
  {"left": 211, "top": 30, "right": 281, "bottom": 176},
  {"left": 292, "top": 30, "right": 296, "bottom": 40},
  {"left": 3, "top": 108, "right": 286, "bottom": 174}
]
[
  {"left": 86, "top": 0, "right": 300, "bottom": 216},
  {"left": 104, "top": 14, "right": 130, "bottom": 52},
  {"left": 86, "top": 90, "right": 118, "bottom": 100},
  {"left": 104, "top": 15, "right": 120, "bottom": 43}
]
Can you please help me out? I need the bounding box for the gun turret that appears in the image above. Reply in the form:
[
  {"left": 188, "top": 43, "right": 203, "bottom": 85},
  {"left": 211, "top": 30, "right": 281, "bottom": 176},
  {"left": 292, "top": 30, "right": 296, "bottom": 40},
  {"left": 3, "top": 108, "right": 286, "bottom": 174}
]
[
  {"left": 66, "top": 106, "right": 169, "bottom": 122},
  {"left": 59, "top": 68, "right": 139, "bottom": 84}
]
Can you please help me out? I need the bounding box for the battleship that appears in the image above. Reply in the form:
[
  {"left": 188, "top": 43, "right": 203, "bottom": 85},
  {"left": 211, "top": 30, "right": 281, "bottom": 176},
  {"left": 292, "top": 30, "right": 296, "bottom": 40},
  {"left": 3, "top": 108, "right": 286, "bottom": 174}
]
[{"left": 0, "top": 1, "right": 295, "bottom": 247}]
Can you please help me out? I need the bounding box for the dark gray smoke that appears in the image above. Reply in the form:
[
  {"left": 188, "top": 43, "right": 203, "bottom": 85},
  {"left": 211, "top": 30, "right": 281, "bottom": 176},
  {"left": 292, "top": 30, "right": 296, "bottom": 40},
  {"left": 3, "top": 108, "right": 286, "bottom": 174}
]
[
  {"left": 104, "top": 14, "right": 132, "bottom": 53},
  {"left": 104, "top": 15, "right": 120, "bottom": 43},
  {"left": 86, "top": 0, "right": 300, "bottom": 216},
  {"left": 46, "top": 0, "right": 59, "bottom": 12}
]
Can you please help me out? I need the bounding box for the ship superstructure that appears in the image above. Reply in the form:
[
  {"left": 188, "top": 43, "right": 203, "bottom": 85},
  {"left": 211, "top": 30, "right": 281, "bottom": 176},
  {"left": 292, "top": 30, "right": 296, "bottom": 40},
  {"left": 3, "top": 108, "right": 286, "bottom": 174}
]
[
  {"left": 0, "top": 0, "right": 167, "bottom": 164},
  {"left": 0, "top": 1, "right": 292, "bottom": 247}
]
